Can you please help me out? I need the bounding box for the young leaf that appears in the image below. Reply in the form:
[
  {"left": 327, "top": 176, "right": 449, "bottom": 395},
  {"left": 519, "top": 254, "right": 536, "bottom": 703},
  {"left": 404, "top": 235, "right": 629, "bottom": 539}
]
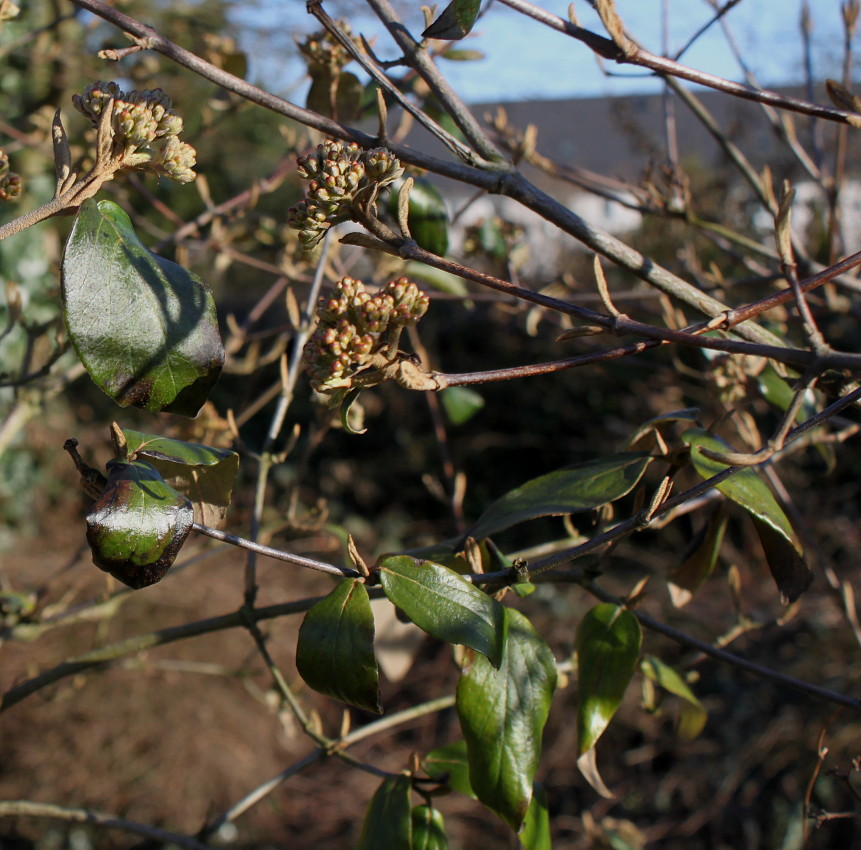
[
  {"left": 378, "top": 556, "right": 506, "bottom": 668},
  {"left": 120, "top": 427, "right": 239, "bottom": 529},
  {"left": 640, "top": 655, "right": 707, "bottom": 741},
  {"left": 411, "top": 805, "right": 448, "bottom": 850},
  {"left": 468, "top": 453, "right": 651, "bottom": 540},
  {"left": 421, "top": 740, "right": 476, "bottom": 799},
  {"left": 62, "top": 199, "right": 224, "bottom": 417},
  {"left": 576, "top": 603, "right": 642, "bottom": 753},
  {"left": 456, "top": 608, "right": 557, "bottom": 830},
  {"left": 86, "top": 459, "right": 194, "bottom": 589},
  {"left": 355, "top": 775, "right": 412, "bottom": 850},
  {"left": 296, "top": 578, "right": 381, "bottom": 714},
  {"left": 520, "top": 783, "right": 551, "bottom": 850},
  {"left": 422, "top": 0, "right": 481, "bottom": 40},
  {"left": 440, "top": 386, "right": 484, "bottom": 425},
  {"left": 681, "top": 428, "right": 811, "bottom": 601}
]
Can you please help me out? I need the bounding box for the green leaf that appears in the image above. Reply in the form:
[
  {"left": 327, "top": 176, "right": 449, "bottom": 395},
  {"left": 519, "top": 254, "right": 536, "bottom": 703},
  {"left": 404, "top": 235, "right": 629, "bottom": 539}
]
[
  {"left": 468, "top": 453, "right": 651, "bottom": 540},
  {"left": 440, "top": 386, "right": 484, "bottom": 425},
  {"left": 85, "top": 459, "right": 194, "bottom": 589},
  {"left": 421, "top": 740, "right": 476, "bottom": 798},
  {"left": 422, "top": 0, "right": 481, "bottom": 40},
  {"left": 682, "top": 428, "right": 800, "bottom": 548},
  {"left": 681, "top": 428, "right": 810, "bottom": 602},
  {"left": 296, "top": 578, "right": 381, "bottom": 713},
  {"left": 403, "top": 261, "right": 468, "bottom": 296},
  {"left": 667, "top": 505, "right": 728, "bottom": 606},
  {"left": 440, "top": 48, "right": 485, "bottom": 61},
  {"left": 378, "top": 556, "right": 506, "bottom": 667},
  {"left": 625, "top": 407, "right": 700, "bottom": 449},
  {"left": 576, "top": 604, "right": 642, "bottom": 753},
  {"left": 62, "top": 200, "right": 223, "bottom": 417},
  {"left": 306, "top": 69, "right": 364, "bottom": 123},
  {"left": 520, "top": 784, "right": 551, "bottom": 850},
  {"left": 456, "top": 608, "right": 557, "bottom": 830},
  {"left": 640, "top": 656, "right": 706, "bottom": 741},
  {"left": 355, "top": 775, "right": 412, "bottom": 850},
  {"left": 392, "top": 178, "right": 449, "bottom": 255},
  {"left": 121, "top": 427, "right": 239, "bottom": 529},
  {"left": 411, "top": 805, "right": 448, "bottom": 850}
]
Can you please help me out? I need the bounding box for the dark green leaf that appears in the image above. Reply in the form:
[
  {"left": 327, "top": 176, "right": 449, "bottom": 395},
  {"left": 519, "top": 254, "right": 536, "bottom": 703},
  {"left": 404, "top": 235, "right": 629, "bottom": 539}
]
[
  {"left": 576, "top": 603, "right": 642, "bottom": 753},
  {"left": 422, "top": 0, "right": 481, "bottom": 40},
  {"left": 520, "top": 784, "right": 551, "bottom": 850},
  {"left": 62, "top": 200, "right": 223, "bottom": 417},
  {"left": 640, "top": 656, "right": 706, "bottom": 740},
  {"left": 668, "top": 504, "right": 728, "bottom": 606},
  {"left": 625, "top": 407, "right": 700, "bottom": 449},
  {"left": 456, "top": 608, "right": 557, "bottom": 830},
  {"left": 121, "top": 427, "right": 239, "bottom": 529},
  {"left": 440, "top": 386, "right": 484, "bottom": 425},
  {"left": 306, "top": 69, "right": 363, "bottom": 123},
  {"left": 86, "top": 459, "right": 193, "bottom": 589},
  {"left": 355, "top": 775, "right": 412, "bottom": 850},
  {"left": 391, "top": 178, "right": 449, "bottom": 255},
  {"left": 411, "top": 805, "right": 448, "bottom": 850},
  {"left": 752, "top": 516, "right": 813, "bottom": 604},
  {"left": 296, "top": 578, "right": 381, "bottom": 713},
  {"left": 469, "top": 453, "right": 651, "bottom": 540},
  {"left": 421, "top": 740, "right": 476, "bottom": 798},
  {"left": 681, "top": 427, "right": 808, "bottom": 600},
  {"left": 378, "top": 556, "right": 506, "bottom": 667}
]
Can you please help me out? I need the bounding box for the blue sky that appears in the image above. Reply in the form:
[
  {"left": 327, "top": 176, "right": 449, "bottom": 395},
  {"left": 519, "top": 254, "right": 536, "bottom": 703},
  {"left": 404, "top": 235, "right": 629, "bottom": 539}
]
[{"left": 255, "top": 1, "right": 851, "bottom": 104}]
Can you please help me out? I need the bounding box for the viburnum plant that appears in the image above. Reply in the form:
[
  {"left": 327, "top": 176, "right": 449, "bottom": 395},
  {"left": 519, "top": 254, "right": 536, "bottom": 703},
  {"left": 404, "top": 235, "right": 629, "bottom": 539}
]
[{"left": 4, "top": 0, "right": 861, "bottom": 847}]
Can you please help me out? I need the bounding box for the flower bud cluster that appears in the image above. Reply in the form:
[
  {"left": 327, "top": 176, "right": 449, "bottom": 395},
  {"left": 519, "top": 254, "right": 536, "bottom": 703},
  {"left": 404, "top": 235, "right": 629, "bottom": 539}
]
[
  {"left": 304, "top": 276, "right": 429, "bottom": 393},
  {"left": 0, "top": 150, "right": 22, "bottom": 201},
  {"left": 287, "top": 140, "right": 404, "bottom": 247},
  {"left": 298, "top": 23, "right": 355, "bottom": 72},
  {"left": 72, "top": 81, "right": 197, "bottom": 183}
]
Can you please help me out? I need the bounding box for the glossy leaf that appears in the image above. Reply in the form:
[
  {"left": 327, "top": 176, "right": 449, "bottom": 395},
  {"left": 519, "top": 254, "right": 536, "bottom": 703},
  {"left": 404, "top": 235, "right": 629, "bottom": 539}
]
[
  {"left": 422, "top": 0, "right": 480, "bottom": 40},
  {"left": 121, "top": 427, "right": 239, "bottom": 528},
  {"left": 456, "top": 608, "right": 557, "bottom": 830},
  {"left": 378, "top": 556, "right": 506, "bottom": 668},
  {"left": 421, "top": 739, "right": 476, "bottom": 799},
  {"left": 411, "top": 805, "right": 448, "bottom": 850},
  {"left": 682, "top": 428, "right": 800, "bottom": 549},
  {"left": 668, "top": 505, "right": 728, "bottom": 607},
  {"left": 440, "top": 386, "right": 484, "bottom": 425},
  {"left": 640, "top": 655, "right": 706, "bottom": 741},
  {"left": 86, "top": 459, "right": 193, "bottom": 589},
  {"left": 356, "top": 775, "right": 412, "bottom": 850},
  {"left": 752, "top": 516, "right": 813, "bottom": 604},
  {"left": 520, "top": 784, "right": 551, "bottom": 850},
  {"left": 576, "top": 603, "right": 642, "bottom": 753},
  {"left": 468, "top": 453, "right": 651, "bottom": 540},
  {"left": 391, "top": 178, "right": 449, "bottom": 255},
  {"left": 296, "top": 578, "right": 380, "bottom": 713},
  {"left": 62, "top": 199, "right": 223, "bottom": 417}
]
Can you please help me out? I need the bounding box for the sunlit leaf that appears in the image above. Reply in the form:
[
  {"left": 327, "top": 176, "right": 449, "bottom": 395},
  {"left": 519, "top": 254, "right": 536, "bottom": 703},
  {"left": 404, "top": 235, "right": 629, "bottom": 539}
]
[
  {"left": 355, "top": 775, "right": 412, "bottom": 850},
  {"left": 120, "top": 427, "right": 238, "bottom": 528},
  {"left": 86, "top": 459, "right": 193, "bottom": 589},
  {"left": 682, "top": 428, "right": 810, "bottom": 601},
  {"left": 576, "top": 603, "right": 642, "bottom": 753},
  {"left": 378, "top": 556, "right": 506, "bottom": 667},
  {"left": 296, "top": 578, "right": 381, "bottom": 713},
  {"left": 640, "top": 655, "right": 706, "bottom": 741},
  {"left": 391, "top": 178, "right": 449, "bottom": 255},
  {"left": 520, "top": 783, "right": 551, "bottom": 850},
  {"left": 469, "top": 453, "right": 651, "bottom": 540},
  {"left": 422, "top": 0, "right": 481, "bottom": 40},
  {"left": 411, "top": 805, "right": 448, "bottom": 850},
  {"left": 421, "top": 739, "right": 476, "bottom": 799},
  {"left": 62, "top": 199, "right": 223, "bottom": 417},
  {"left": 403, "top": 261, "right": 468, "bottom": 296},
  {"left": 456, "top": 608, "right": 557, "bottom": 829}
]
